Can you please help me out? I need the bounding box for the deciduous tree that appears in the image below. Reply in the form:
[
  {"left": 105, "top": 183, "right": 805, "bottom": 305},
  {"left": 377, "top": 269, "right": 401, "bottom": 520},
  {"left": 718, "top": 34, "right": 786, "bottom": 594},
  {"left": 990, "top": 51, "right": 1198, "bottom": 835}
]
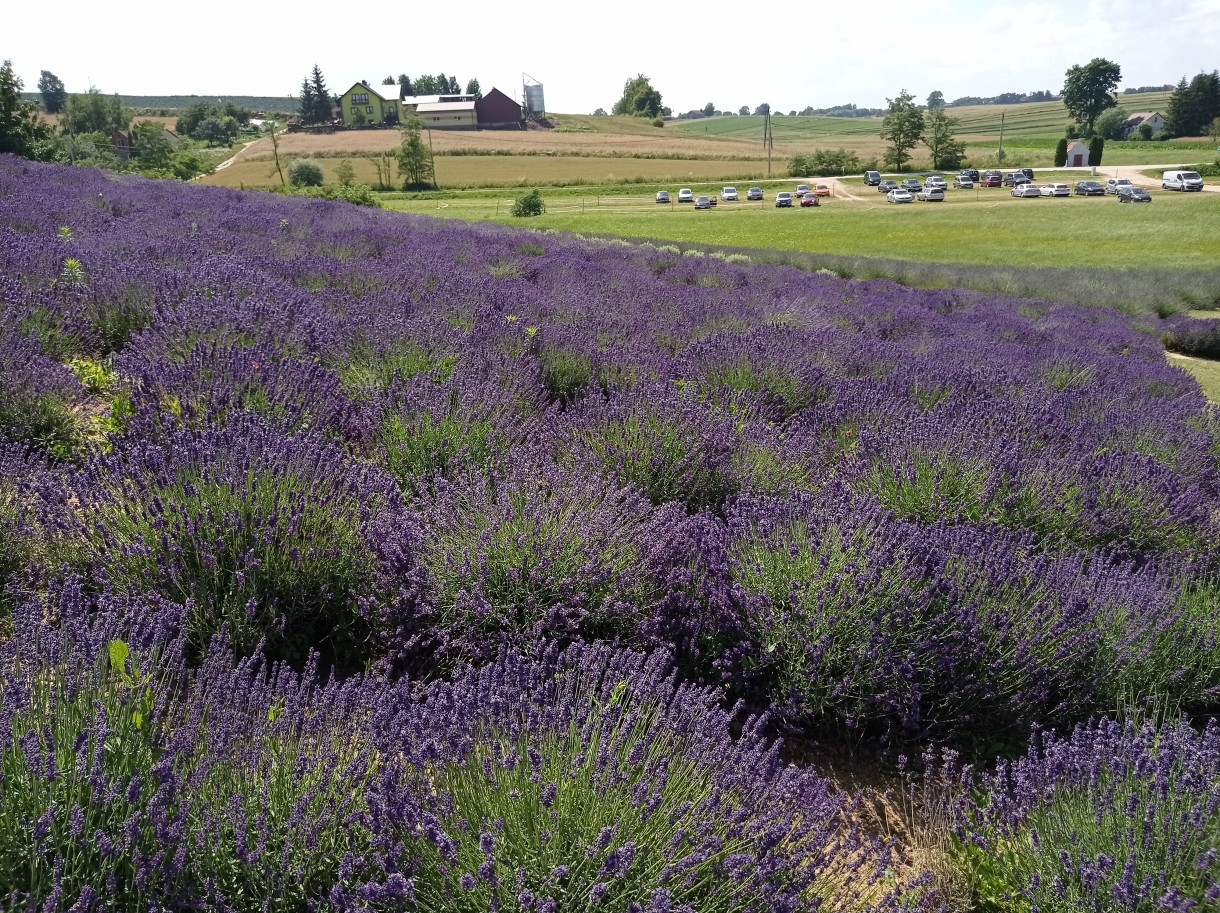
[
  {"left": 1093, "top": 106, "right": 1129, "bottom": 141},
  {"left": 1061, "top": 58, "right": 1121, "bottom": 137},
  {"left": 880, "top": 89, "right": 924, "bottom": 171},
  {"left": 465, "top": 79, "right": 481, "bottom": 100},
  {"left": 396, "top": 115, "right": 435, "bottom": 189},
  {"left": 738, "top": 105, "right": 749, "bottom": 116},
  {"left": 60, "top": 87, "right": 129, "bottom": 135},
  {"left": 926, "top": 90, "right": 945, "bottom": 110},
  {"left": 0, "top": 60, "right": 54, "bottom": 159},
  {"left": 703, "top": 102, "right": 715, "bottom": 117},
  {"left": 38, "top": 70, "right": 66, "bottom": 114},
  {"left": 922, "top": 106, "right": 965, "bottom": 170},
  {"left": 612, "top": 74, "right": 663, "bottom": 118}
]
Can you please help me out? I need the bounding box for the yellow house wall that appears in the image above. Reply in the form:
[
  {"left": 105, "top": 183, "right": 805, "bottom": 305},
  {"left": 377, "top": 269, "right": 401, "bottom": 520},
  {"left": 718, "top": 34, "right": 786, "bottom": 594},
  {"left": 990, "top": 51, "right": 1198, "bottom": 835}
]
[{"left": 340, "top": 85, "right": 398, "bottom": 125}]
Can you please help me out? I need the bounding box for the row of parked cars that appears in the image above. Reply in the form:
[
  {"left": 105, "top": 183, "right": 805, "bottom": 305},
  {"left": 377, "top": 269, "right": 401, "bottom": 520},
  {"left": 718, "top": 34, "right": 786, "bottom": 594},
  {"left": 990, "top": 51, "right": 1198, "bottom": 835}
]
[
  {"left": 656, "top": 183, "right": 832, "bottom": 209},
  {"left": 872, "top": 168, "right": 1175, "bottom": 204}
]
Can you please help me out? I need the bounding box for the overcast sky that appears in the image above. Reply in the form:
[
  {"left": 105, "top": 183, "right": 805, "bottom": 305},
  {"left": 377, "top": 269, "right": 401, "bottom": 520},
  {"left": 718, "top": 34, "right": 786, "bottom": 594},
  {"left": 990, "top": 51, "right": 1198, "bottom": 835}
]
[{"left": 7, "top": 0, "right": 1219, "bottom": 114}]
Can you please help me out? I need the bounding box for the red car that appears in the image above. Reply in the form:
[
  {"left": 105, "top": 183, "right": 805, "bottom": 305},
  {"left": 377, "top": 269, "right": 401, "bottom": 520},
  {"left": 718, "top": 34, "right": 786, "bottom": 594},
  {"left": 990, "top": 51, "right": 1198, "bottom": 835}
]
[
  {"left": 979, "top": 170, "right": 1002, "bottom": 187},
  {"left": 800, "top": 193, "right": 820, "bottom": 207}
]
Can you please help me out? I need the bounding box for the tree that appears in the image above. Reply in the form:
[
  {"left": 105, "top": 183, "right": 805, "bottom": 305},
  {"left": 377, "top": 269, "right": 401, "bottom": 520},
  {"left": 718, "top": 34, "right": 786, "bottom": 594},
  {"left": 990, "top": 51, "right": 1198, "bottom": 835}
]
[
  {"left": 1166, "top": 71, "right": 1220, "bottom": 137},
  {"left": 307, "top": 65, "right": 331, "bottom": 123},
  {"left": 396, "top": 115, "right": 434, "bottom": 189},
  {"left": 1210, "top": 116, "right": 1220, "bottom": 143},
  {"left": 131, "top": 119, "right": 174, "bottom": 169},
  {"left": 382, "top": 76, "right": 396, "bottom": 85},
  {"left": 1054, "top": 137, "right": 1068, "bottom": 167},
  {"left": 926, "top": 90, "right": 945, "bottom": 109},
  {"left": 753, "top": 103, "right": 770, "bottom": 116},
  {"left": 879, "top": 89, "right": 924, "bottom": 171},
  {"left": 398, "top": 74, "right": 413, "bottom": 97},
  {"left": 593, "top": 107, "right": 607, "bottom": 116},
  {"left": 738, "top": 105, "right": 749, "bottom": 116},
  {"left": 1093, "top": 106, "right": 1129, "bottom": 141},
  {"left": 0, "top": 60, "right": 54, "bottom": 159},
  {"left": 1061, "top": 58, "right": 1121, "bottom": 136},
  {"left": 922, "top": 107, "right": 965, "bottom": 170},
  {"left": 612, "top": 74, "right": 663, "bottom": 118},
  {"left": 335, "top": 159, "right": 356, "bottom": 186},
  {"left": 703, "top": 102, "right": 715, "bottom": 117},
  {"left": 60, "top": 88, "right": 128, "bottom": 135},
  {"left": 511, "top": 188, "right": 545, "bottom": 217},
  {"left": 1088, "top": 135, "right": 1104, "bottom": 166},
  {"left": 465, "top": 79, "right": 482, "bottom": 100},
  {"left": 413, "top": 75, "right": 438, "bottom": 95},
  {"left": 38, "top": 70, "right": 66, "bottom": 114},
  {"left": 288, "top": 158, "right": 324, "bottom": 187},
  {"left": 298, "top": 78, "right": 316, "bottom": 123}
]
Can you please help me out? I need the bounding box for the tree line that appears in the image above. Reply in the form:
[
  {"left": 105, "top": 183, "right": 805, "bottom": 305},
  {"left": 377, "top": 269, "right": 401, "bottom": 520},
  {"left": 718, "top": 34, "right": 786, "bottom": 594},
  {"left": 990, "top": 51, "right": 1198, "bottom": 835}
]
[{"left": 1, "top": 60, "right": 228, "bottom": 180}]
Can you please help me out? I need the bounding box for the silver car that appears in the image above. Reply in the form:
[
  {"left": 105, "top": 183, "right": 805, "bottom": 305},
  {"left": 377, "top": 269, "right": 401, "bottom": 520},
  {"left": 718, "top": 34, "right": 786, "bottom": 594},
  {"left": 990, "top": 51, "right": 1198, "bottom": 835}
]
[
  {"left": 1011, "top": 183, "right": 1042, "bottom": 198},
  {"left": 721, "top": 186, "right": 738, "bottom": 201},
  {"left": 677, "top": 188, "right": 693, "bottom": 203},
  {"left": 952, "top": 176, "right": 974, "bottom": 189},
  {"left": 1039, "top": 183, "right": 1070, "bottom": 197},
  {"left": 774, "top": 192, "right": 794, "bottom": 207},
  {"left": 886, "top": 188, "right": 914, "bottom": 203}
]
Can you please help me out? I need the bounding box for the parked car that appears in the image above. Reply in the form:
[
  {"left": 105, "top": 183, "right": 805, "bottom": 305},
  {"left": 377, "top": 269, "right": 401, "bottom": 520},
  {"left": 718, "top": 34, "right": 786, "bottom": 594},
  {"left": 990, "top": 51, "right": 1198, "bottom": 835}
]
[
  {"left": 746, "top": 186, "right": 764, "bottom": 200},
  {"left": 655, "top": 190, "right": 670, "bottom": 203},
  {"left": 924, "top": 175, "right": 948, "bottom": 191},
  {"left": 800, "top": 193, "right": 820, "bottom": 207},
  {"left": 1105, "top": 178, "right": 1133, "bottom": 195},
  {"left": 1011, "top": 183, "right": 1041, "bottom": 197},
  {"left": 1117, "top": 185, "right": 1152, "bottom": 203},
  {"left": 795, "top": 184, "right": 811, "bottom": 197},
  {"left": 1003, "top": 172, "right": 1030, "bottom": 186},
  {"left": 900, "top": 178, "right": 922, "bottom": 193},
  {"left": 916, "top": 187, "right": 945, "bottom": 201},
  {"left": 1017, "top": 168, "right": 1034, "bottom": 180},
  {"left": 959, "top": 168, "right": 980, "bottom": 182},
  {"left": 694, "top": 195, "right": 714, "bottom": 209},
  {"left": 814, "top": 183, "right": 831, "bottom": 197},
  {"left": 864, "top": 170, "right": 882, "bottom": 185},
  {"left": 775, "top": 192, "right": 793, "bottom": 207},
  {"left": 887, "top": 188, "right": 914, "bottom": 203},
  {"left": 721, "top": 186, "right": 738, "bottom": 201},
  {"left": 980, "top": 170, "right": 1002, "bottom": 187},
  {"left": 1074, "top": 180, "right": 1105, "bottom": 196},
  {"left": 677, "top": 188, "right": 693, "bottom": 203},
  {"left": 1040, "top": 183, "right": 1070, "bottom": 197},
  {"left": 952, "top": 175, "right": 974, "bottom": 189},
  {"left": 1162, "top": 170, "right": 1204, "bottom": 191},
  {"left": 878, "top": 180, "right": 898, "bottom": 193}
]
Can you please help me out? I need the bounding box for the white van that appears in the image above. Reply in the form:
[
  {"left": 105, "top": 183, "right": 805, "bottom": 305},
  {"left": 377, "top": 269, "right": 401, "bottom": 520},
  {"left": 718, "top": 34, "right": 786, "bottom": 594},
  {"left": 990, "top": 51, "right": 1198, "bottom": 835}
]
[{"left": 1162, "top": 170, "right": 1204, "bottom": 191}]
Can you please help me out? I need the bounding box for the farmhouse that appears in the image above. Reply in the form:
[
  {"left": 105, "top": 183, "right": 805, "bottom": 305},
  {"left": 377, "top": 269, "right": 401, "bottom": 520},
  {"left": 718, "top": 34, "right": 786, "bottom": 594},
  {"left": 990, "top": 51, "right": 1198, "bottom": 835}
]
[
  {"left": 110, "top": 127, "right": 179, "bottom": 161},
  {"left": 1064, "top": 139, "right": 1089, "bottom": 167},
  {"left": 399, "top": 88, "right": 524, "bottom": 130},
  {"left": 1120, "top": 111, "right": 1165, "bottom": 138},
  {"left": 338, "top": 82, "right": 400, "bottom": 127}
]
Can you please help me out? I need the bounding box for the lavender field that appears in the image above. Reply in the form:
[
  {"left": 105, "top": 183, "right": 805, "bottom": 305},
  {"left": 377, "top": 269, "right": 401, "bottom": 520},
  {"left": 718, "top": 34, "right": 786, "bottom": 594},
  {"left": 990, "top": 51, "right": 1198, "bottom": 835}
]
[{"left": 1, "top": 156, "right": 1218, "bottom": 911}]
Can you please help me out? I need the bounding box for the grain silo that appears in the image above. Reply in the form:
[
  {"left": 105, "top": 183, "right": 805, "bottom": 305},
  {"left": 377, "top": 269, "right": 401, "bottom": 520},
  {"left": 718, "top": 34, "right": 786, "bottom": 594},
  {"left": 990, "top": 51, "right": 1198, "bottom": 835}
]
[{"left": 523, "top": 74, "right": 545, "bottom": 117}]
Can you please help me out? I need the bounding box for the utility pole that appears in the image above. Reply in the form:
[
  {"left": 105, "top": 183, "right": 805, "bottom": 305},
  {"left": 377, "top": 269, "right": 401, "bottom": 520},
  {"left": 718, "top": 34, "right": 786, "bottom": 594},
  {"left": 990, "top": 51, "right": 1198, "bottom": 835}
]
[
  {"left": 763, "top": 108, "right": 773, "bottom": 176},
  {"left": 996, "top": 111, "right": 1005, "bottom": 164}
]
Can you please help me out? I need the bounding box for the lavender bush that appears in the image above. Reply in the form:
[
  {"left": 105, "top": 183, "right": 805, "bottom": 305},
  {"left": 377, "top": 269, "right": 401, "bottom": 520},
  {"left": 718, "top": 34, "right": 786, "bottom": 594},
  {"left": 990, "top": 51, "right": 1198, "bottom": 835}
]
[
  {"left": 369, "top": 641, "right": 932, "bottom": 913},
  {"left": 68, "top": 416, "right": 424, "bottom": 670},
  {"left": 947, "top": 716, "right": 1220, "bottom": 912}
]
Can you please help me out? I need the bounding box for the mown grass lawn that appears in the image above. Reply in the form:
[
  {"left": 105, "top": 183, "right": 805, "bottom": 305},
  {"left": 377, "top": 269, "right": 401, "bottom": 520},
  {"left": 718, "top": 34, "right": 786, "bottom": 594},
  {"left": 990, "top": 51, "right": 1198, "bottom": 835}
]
[
  {"left": 1169, "top": 353, "right": 1220, "bottom": 402},
  {"left": 385, "top": 189, "right": 1220, "bottom": 270}
]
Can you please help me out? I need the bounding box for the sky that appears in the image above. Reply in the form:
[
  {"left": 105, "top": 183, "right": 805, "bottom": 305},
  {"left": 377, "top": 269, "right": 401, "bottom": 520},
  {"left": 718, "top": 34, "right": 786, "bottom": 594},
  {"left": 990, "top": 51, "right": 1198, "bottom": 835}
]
[{"left": 7, "top": 0, "right": 1220, "bottom": 115}]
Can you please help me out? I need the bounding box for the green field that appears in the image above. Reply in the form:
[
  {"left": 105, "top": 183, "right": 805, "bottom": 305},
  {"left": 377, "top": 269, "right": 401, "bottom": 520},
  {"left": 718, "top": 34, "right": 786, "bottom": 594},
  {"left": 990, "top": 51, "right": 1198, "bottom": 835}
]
[{"left": 384, "top": 186, "right": 1220, "bottom": 270}]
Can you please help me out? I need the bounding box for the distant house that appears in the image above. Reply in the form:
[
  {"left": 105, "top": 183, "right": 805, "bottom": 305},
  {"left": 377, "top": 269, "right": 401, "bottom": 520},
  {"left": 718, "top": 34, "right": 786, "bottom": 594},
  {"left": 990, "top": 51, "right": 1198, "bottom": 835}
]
[
  {"left": 339, "top": 82, "right": 400, "bottom": 127},
  {"left": 474, "top": 88, "right": 524, "bottom": 129},
  {"left": 1120, "top": 112, "right": 1165, "bottom": 138},
  {"left": 111, "top": 127, "right": 179, "bottom": 161},
  {"left": 1064, "top": 139, "right": 1089, "bottom": 167}
]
